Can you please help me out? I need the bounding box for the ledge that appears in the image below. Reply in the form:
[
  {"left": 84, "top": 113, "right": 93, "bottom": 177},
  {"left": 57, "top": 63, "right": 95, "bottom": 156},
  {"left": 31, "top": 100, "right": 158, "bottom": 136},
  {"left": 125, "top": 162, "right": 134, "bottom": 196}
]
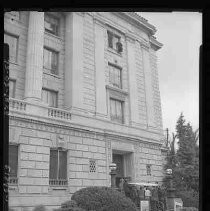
[{"left": 106, "top": 85, "right": 128, "bottom": 96}]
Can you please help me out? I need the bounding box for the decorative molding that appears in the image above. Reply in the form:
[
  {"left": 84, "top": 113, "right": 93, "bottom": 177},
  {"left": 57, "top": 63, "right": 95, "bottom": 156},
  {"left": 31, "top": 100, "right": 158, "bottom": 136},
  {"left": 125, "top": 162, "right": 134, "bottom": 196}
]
[{"left": 9, "top": 115, "right": 163, "bottom": 147}]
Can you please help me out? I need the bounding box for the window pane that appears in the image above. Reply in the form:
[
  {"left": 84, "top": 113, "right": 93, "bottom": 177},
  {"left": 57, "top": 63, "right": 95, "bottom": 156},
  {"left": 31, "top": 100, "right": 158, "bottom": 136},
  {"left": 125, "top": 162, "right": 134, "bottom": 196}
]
[
  {"left": 49, "top": 150, "right": 58, "bottom": 179},
  {"left": 9, "top": 145, "right": 18, "bottom": 177},
  {"left": 9, "top": 80, "right": 15, "bottom": 98},
  {"left": 113, "top": 36, "right": 119, "bottom": 50},
  {"left": 107, "top": 31, "right": 113, "bottom": 48},
  {"left": 58, "top": 151, "right": 67, "bottom": 179},
  {"left": 4, "top": 34, "right": 17, "bottom": 63},
  {"left": 110, "top": 99, "right": 115, "bottom": 117},
  {"left": 49, "top": 91, "right": 57, "bottom": 107}
]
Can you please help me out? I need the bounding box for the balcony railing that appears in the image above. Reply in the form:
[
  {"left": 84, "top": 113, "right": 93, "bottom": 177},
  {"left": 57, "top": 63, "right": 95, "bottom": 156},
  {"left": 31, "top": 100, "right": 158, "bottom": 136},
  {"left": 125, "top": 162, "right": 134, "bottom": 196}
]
[
  {"left": 48, "top": 107, "right": 71, "bottom": 120},
  {"left": 9, "top": 98, "right": 26, "bottom": 111},
  {"left": 9, "top": 98, "right": 71, "bottom": 121},
  {"left": 49, "top": 179, "right": 68, "bottom": 186}
]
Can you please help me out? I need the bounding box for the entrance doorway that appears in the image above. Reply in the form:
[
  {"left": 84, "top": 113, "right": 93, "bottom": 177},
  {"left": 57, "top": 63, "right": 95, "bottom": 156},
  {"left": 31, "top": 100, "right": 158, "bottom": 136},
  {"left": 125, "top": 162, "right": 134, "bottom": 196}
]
[{"left": 112, "top": 151, "right": 133, "bottom": 188}]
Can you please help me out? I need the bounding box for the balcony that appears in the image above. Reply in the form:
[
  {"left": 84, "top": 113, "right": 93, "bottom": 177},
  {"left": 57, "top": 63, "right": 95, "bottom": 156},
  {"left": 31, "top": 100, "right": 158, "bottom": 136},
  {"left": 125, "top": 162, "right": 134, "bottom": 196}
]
[
  {"left": 9, "top": 98, "right": 71, "bottom": 121},
  {"left": 49, "top": 179, "right": 68, "bottom": 186}
]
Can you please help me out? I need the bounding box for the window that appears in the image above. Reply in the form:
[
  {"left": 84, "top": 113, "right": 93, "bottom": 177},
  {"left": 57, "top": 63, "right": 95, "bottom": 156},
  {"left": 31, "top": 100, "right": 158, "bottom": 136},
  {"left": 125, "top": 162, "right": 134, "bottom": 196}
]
[
  {"left": 43, "top": 48, "right": 59, "bottom": 75},
  {"left": 146, "top": 164, "right": 151, "bottom": 176},
  {"left": 89, "top": 159, "right": 96, "bottom": 173},
  {"left": 44, "top": 14, "right": 59, "bottom": 36},
  {"left": 107, "top": 31, "right": 123, "bottom": 53},
  {"left": 109, "top": 63, "right": 122, "bottom": 89},
  {"left": 9, "top": 145, "right": 18, "bottom": 184},
  {"left": 42, "top": 88, "right": 58, "bottom": 107},
  {"left": 9, "top": 79, "right": 16, "bottom": 98},
  {"left": 4, "top": 33, "right": 18, "bottom": 63},
  {"left": 49, "top": 148, "right": 67, "bottom": 186},
  {"left": 110, "top": 98, "right": 124, "bottom": 124}
]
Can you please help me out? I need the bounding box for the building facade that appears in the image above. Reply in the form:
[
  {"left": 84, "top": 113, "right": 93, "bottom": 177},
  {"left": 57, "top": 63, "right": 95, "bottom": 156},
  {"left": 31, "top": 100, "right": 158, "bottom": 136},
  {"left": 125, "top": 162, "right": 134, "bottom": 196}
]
[{"left": 5, "top": 11, "right": 166, "bottom": 210}]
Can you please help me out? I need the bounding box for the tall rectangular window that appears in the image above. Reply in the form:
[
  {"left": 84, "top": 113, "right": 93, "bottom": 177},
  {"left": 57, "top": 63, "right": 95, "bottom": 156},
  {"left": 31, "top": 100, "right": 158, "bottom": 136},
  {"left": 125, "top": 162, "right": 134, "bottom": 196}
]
[
  {"left": 110, "top": 98, "right": 124, "bottom": 124},
  {"left": 109, "top": 64, "right": 122, "bottom": 89},
  {"left": 44, "top": 14, "right": 59, "bottom": 36},
  {"left": 49, "top": 149, "right": 67, "bottom": 186},
  {"left": 146, "top": 164, "right": 152, "bottom": 176},
  {"left": 42, "top": 88, "right": 58, "bottom": 107},
  {"left": 43, "top": 48, "right": 58, "bottom": 75},
  {"left": 107, "top": 30, "right": 122, "bottom": 53},
  {"left": 9, "top": 144, "right": 18, "bottom": 184},
  {"left": 4, "top": 33, "right": 18, "bottom": 63},
  {"left": 9, "top": 79, "right": 16, "bottom": 98}
]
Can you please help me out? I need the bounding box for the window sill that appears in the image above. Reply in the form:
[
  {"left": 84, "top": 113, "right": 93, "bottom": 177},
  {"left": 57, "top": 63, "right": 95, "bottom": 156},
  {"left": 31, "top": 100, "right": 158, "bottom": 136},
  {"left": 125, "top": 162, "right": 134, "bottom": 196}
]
[
  {"left": 43, "top": 70, "right": 61, "bottom": 79},
  {"left": 44, "top": 31, "right": 63, "bottom": 42},
  {"left": 107, "top": 48, "right": 122, "bottom": 57},
  {"left": 106, "top": 85, "right": 128, "bottom": 95},
  {"left": 49, "top": 186, "right": 68, "bottom": 190}
]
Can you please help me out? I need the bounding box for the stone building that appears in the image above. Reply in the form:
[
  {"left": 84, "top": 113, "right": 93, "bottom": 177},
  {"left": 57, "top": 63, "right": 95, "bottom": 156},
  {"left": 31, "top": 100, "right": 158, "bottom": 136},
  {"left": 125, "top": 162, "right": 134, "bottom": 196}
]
[{"left": 5, "top": 11, "right": 166, "bottom": 210}]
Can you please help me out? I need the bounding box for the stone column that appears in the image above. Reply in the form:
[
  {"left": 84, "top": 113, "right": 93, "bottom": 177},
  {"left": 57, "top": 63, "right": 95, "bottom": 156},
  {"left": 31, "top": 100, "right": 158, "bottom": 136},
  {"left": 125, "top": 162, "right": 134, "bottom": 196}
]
[
  {"left": 126, "top": 35, "right": 140, "bottom": 125},
  {"left": 94, "top": 19, "right": 107, "bottom": 117},
  {"left": 64, "top": 12, "right": 84, "bottom": 111},
  {"left": 141, "top": 43, "right": 156, "bottom": 127},
  {"left": 24, "top": 12, "right": 44, "bottom": 102}
]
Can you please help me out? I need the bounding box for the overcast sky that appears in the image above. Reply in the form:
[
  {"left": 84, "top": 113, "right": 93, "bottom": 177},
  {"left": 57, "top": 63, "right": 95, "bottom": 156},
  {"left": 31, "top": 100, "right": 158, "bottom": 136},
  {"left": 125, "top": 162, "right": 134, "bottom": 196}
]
[{"left": 138, "top": 12, "right": 202, "bottom": 135}]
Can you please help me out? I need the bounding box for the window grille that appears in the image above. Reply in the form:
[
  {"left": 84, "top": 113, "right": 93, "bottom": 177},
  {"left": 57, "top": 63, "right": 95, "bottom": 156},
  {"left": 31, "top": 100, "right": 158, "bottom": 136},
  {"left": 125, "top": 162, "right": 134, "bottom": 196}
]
[{"left": 89, "top": 159, "right": 96, "bottom": 173}]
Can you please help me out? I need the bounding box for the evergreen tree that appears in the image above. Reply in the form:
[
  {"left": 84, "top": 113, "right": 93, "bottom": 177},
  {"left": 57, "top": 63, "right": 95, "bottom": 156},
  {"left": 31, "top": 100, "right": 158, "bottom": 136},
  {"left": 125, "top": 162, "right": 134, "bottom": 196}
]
[{"left": 163, "top": 113, "right": 199, "bottom": 208}]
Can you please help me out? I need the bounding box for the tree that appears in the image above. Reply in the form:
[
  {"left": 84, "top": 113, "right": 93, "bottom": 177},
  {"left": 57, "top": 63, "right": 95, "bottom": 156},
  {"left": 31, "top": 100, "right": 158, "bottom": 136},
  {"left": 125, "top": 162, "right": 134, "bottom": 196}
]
[{"left": 163, "top": 113, "right": 199, "bottom": 208}]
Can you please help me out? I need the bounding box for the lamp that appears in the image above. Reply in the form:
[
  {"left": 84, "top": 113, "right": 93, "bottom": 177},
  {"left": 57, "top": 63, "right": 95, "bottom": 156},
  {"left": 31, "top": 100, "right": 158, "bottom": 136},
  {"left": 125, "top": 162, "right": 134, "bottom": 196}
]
[
  {"left": 166, "top": 168, "right": 175, "bottom": 198},
  {"left": 109, "top": 163, "right": 117, "bottom": 188}
]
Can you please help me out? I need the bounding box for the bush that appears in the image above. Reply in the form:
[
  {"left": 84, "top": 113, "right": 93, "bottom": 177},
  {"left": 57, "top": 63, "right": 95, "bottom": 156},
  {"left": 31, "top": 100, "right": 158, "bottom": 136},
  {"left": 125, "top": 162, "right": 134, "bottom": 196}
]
[
  {"left": 71, "top": 186, "right": 138, "bottom": 211},
  {"left": 54, "top": 200, "right": 86, "bottom": 211},
  {"left": 33, "top": 205, "right": 46, "bottom": 211}
]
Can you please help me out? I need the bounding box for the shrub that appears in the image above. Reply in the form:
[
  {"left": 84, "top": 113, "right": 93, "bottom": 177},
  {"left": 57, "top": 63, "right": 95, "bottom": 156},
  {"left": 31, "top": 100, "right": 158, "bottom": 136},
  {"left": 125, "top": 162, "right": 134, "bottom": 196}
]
[
  {"left": 54, "top": 200, "right": 86, "bottom": 211},
  {"left": 33, "top": 205, "right": 46, "bottom": 211},
  {"left": 71, "top": 186, "right": 138, "bottom": 211}
]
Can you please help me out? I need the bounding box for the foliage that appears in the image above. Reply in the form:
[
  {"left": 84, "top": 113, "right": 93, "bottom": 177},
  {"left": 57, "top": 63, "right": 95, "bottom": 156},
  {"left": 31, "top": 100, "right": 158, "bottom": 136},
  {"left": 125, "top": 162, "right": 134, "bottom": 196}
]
[
  {"left": 33, "top": 205, "right": 46, "bottom": 211},
  {"left": 54, "top": 200, "right": 86, "bottom": 211},
  {"left": 163, "top": 113, "right": 199, "bottom": 208},
  {"left": 71, "top": 186, "right": 138, "bottom": 211}
]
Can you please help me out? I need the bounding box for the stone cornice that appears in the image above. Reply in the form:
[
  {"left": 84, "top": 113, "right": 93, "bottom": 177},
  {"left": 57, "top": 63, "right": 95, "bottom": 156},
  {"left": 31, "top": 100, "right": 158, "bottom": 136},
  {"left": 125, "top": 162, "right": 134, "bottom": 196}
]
[
  {"left": 115, "top": 12, "right": 157, "bottom": 36},
  {"left": 150, "top": 36, "right": 163, "bottom": 51}
]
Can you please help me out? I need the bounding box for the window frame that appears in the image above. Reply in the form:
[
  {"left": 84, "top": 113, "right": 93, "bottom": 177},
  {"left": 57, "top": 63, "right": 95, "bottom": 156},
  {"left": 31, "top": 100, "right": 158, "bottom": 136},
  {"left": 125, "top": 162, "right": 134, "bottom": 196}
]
[
  {"left": 108, "top": 62, "right": 122, "bottom": 89},
  {"left": 41, "top": 88, "right": 58, "bottom": 108},
  {"left": 9, "top": 144, "right": 19, "bottom": 185},
  {"left": 4, "top": 32, "right": 19, "bottom": 64},
  {"left": 110, "top": 98, "right": 124, "bottom": 124},
  {"left": 107, "top": 30, "right": 121, "bottom": 53},
  {"left": 49, "top": 148, "right": 68, "bottom": 186},
  {"left": 43, "top": 47, "right": 59, "bottom": 75},
  {"left": 44, "top": 13, "right": 60, "bottom": 36}
]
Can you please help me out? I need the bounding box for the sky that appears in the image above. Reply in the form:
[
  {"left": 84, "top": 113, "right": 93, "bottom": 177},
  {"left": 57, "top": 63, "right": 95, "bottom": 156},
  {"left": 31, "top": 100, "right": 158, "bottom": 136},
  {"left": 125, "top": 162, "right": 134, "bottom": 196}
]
[{"left": 138, "top": 12, "right": 202, "bottom": 136}]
